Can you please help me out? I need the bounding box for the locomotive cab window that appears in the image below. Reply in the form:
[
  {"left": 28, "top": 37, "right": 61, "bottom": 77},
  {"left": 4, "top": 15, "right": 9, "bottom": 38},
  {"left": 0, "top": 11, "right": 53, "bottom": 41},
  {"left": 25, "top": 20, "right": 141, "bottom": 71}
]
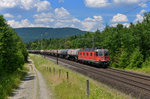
[
  {"left": 98, "top": 51, "right": 103, "bottom": 56},
  {"left": 96, "top": 52, "right": 98, "bottom": 56},
  {"left": 104, "top": 51, "right": 109, "bottom": 56}
]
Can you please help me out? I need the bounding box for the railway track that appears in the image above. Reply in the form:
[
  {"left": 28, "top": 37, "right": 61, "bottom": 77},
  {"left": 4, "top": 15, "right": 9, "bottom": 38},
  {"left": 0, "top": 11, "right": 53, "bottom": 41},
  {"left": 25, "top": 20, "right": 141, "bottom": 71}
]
[{"left": 37, "top": 54, "right": 150, "bottom": 99}]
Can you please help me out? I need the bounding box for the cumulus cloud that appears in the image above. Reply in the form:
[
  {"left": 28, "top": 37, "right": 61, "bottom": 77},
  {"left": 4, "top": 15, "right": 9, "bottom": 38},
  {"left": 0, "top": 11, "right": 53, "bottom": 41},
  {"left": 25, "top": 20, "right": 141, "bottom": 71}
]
[
  {"left": 134, "top": 14, "right": 144, "bottom": 23},
  {"left": 111, "top": 13, "right": 128, "bottom": 22},
  {"left": 20, "top": 0, "right": 36, "bottom": 10},
  {"left": 111, "top": 23, "right": 130, "bottom": 28},
  {"left": 139, "top": 9, "right": 146, "bottom": 15},
  {"left": 113, "top": 0, "right": 140, "bottom": 4},
  {"left": 134, "top": 9, "right": 146, "bottom": 23},
  {"left": 139, "top": 3, "right": 147, "bottom": 8},
  {"left": 36, "top": 1, "right": 51, "bottom": 12},
  {"left": 85, "top": 0, "right": 109, "bottom": 8},
  {"left": 0, "top": 0, "right": 17, "bottom": 8},
  {"left": 123, "top": 23, "right": 130, "bottom": 28},
  {"left": 33, "top": 7, "right": 104, "bottom": 31},
  {"left": 3, "top": 13, "right": 14, "bottom": 18},
  {"left": 7, "top": 19, "right": 49, "bottom": 28},
  {"left": 0, "top": 0, "right": 51, "bottom": 11},
  {"left": 84, "top": 0, "right": 142, "bottom": 8},
  {"left": 81, "top": 16, "right": 103, "bottom": 31},
  {"left": 6, "top": 6, "right": 104, "bottom": 31},
  {"left": 55, "top": 7, "right": 71, "bottom": 19},
  {"left": 34, "top": 12, "right": 54, "bottom": 24}
]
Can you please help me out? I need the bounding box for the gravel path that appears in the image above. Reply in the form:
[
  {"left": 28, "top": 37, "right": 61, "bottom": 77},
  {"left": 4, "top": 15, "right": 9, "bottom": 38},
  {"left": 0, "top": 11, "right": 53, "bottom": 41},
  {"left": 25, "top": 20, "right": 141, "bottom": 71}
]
[{"left": 8, "top": 59, "right": 51, "bottom": 99}]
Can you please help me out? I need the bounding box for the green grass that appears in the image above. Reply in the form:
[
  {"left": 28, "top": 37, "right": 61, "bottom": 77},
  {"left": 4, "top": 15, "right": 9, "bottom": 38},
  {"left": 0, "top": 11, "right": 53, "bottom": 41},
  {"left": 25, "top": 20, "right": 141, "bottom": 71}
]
[
  {"left": 124, "top": 66, "right": 150, "bottom": 75},
  {"left": 0, "top": 64, "right": 28, "bottom": 99},
  {"left": 30, "top": 54, "right": 132, "bottom": 99}
]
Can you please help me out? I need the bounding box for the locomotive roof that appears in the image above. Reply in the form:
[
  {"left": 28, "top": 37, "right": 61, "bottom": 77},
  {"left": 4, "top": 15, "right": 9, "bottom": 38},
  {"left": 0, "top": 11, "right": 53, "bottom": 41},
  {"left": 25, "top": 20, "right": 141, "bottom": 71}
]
[{"left": 79, "top": 48, "right": 108, "bottom": 51}]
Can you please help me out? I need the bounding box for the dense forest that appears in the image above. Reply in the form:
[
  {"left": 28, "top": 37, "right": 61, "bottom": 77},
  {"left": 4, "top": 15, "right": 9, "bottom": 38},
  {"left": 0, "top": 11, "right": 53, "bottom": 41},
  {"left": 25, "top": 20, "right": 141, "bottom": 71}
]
[
  {"left": 0, "top": 15, "right": 28, "bottom": 98},
  {"left": 27, "top": 12, "right": 150, "bottom": 69}
]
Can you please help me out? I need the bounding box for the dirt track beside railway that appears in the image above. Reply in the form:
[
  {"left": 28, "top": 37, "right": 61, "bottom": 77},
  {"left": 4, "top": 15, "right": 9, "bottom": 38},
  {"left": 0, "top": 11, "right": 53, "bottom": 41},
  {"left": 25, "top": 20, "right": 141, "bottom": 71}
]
[{"left": 9, "top": 59, "right": 51, "bottom": 99}]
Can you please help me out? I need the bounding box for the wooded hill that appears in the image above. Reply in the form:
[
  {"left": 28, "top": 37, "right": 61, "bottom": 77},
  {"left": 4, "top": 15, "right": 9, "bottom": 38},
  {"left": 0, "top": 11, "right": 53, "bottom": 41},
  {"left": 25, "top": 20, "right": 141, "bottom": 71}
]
[
  {"left": 26, "top": 12, "right": 150, "bottom": 69},
  {"left": 15, "top": 27, "right": 87, "bottom": 42}
]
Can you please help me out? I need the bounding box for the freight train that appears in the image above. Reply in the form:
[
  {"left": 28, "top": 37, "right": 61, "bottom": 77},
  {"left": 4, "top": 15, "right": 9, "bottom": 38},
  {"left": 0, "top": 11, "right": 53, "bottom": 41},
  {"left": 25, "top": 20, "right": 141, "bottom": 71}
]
[{"left": 28, "top": 48, "right": 110, "bottom": 67}]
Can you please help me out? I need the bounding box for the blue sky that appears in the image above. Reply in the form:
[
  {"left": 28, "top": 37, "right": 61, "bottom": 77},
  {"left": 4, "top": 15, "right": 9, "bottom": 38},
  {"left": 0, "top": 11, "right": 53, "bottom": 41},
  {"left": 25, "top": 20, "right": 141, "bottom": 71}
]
[{"left": 0, "top": 0, "right": 150, "bottom": 31}]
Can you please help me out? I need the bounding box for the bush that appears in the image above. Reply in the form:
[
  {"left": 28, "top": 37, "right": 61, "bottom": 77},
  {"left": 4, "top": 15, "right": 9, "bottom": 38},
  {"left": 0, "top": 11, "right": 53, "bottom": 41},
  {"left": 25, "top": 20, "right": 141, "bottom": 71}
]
[
  {"left": 128, "top": 47, "right": 143, "bottom": 69},
  {"left": 119, "top": 49, "right": 129, "bottom": 68}
]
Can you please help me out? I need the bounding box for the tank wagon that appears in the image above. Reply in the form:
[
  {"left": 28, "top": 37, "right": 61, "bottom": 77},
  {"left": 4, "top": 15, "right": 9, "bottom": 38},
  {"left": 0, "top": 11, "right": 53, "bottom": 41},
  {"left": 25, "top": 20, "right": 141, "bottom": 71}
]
[{"left": 28, "top": 48, "right": 110, "bottom": 67}]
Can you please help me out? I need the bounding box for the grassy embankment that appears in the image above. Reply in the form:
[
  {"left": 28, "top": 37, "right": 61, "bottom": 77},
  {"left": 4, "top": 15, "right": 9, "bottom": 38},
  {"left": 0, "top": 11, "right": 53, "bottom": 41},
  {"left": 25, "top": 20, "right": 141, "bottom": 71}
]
[
  {"left": 0, "top": 64, "right": 29, "bottom": 99},
  {"left": 30, "top": 54, "right": 132, "bottom": 99},
  {"left": 113, "top": 62, "right": 150, "bottom": 75},
  {"left": 124, "top": 66, "right": 150, "bottom": 75}
]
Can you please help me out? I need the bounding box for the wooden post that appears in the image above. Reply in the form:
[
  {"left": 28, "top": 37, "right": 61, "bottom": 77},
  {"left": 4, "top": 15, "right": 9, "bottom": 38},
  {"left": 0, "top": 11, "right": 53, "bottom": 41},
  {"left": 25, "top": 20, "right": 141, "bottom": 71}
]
[
  {"left": 53, "top": 68, "right": 55, "bottom": 74},
  {"left": 49, "top": 67, "right": 51, "bottom": 72},
  {"left": 59, "top": 69, "right": 61, "bottom": 78},
  {"left": 87, "top": 80, "right": 89, "bottom": 98},
  {"left": 67, "top": 72, "right": 69, "bottom": 81}
]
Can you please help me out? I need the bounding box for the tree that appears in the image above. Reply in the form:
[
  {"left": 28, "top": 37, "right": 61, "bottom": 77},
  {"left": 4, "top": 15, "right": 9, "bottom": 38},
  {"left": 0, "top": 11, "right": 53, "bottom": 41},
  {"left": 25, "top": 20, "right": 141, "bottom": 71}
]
[
  {"left": 0, "top": 15, "right": 27, "bottom": 74},
  {"left": 128, "top": 47, "right": 143, "bottom": 69},
  {"left": 119, "top": 49, "right": 129, "bottom": 68}
]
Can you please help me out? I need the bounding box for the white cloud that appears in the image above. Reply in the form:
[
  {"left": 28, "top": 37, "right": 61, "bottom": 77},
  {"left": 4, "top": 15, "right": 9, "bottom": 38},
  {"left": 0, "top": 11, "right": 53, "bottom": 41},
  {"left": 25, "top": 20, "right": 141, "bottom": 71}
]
[
  {"left": 134, "top": 9, "right": 145, "bottom": 23},
  {"left": 35, "top": 18, "right": 54, "bottom": 23},
  {"left": 8, "top": 19, "right": 30, "bottom": 28},
  {"left": 113, "top": 0, "right": 140, "bottom": 4},
  {"left": 6, "top": 6, "right": 104, "bottom": 31},
  {"left": 0, "top": 0, "right": 17, "bottom": 8},
  {"left": 3, "top": 13, "right": 14, "bottom": 18},
  {"left": 81, "top": 16, "right": 103, "bottom": 31},
  {"left": 123, "top": 23, "right": 130, "bottom": 28},
  {"left": 134, "top": 14, "right": 144, "bottom": 23},
  {"left": 139, "top": 9, "right": 146, "bottom": 15},
  {"left": 111, "top": 23, "right": 130, "bottom": 28},
  {"left": 0, "top": 0, "right": 51, "bottom": 11},
  {"left": 84, "top": 0, "right": 142, "bottom": 8},
  {"left": 20, "top": 0, "right": 36, "bottom": 10},
  {"left": 139, "top": 3, "right": 147, "bottom": 8},
  {"left": 54, "top": 7, "right": 71, "bottom": 19},
  {"left": 111, "top": 23, "right": 118, "bottom": 27},
  {"left": 7, "top": 19, "right": 49, "bottom": 28},
  {"left": 85, "top": 0, "right": 109, "bottom": 8},
  {"left": 34, "top": 12, "right": 54, "bottom": 24},
  {"left": 111, "top": 13, "right": 128, "bottom": 22},
  {"left": 36, "top": 1, "right": 51, "bottom": 12},
  {"left": 34, "top": 12, "right": 54, "bottom": 19}
]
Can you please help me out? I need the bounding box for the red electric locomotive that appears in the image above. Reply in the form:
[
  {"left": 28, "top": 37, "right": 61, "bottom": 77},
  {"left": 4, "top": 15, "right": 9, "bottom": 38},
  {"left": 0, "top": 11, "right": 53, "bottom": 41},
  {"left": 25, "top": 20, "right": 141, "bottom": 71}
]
[{"left": 78, "top": 48, "right": 110, "bottom": 66}]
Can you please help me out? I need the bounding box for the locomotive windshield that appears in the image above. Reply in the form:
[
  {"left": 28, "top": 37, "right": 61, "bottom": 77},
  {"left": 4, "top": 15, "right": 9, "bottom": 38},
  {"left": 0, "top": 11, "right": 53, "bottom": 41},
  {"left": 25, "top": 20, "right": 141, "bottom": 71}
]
[
  {"left": 96, "top": 50, "right": 109, "bottom": 56},
  {"left": 104, "top": 51, "right": 109, "bottom": 56},
  {"left": 98, "top": 51, "right": 103, "bottom": 56}
]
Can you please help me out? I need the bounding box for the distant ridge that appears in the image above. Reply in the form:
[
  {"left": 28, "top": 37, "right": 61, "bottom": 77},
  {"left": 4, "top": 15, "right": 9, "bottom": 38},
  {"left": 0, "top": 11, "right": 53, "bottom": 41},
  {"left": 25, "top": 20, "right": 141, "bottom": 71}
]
[{"left": 15, "top": 27, "right": 87, "bottom": 42}]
